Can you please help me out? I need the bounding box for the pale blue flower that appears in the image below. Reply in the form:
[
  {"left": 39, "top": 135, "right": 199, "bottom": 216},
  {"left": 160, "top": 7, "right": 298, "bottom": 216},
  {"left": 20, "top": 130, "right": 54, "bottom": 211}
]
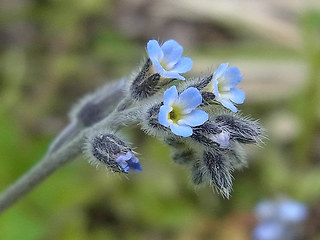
[
  {"left": 116, "top": 151, "right": 142, "bottom": 173},
  {"left": 207, "top": 63, "right": 245, "bottom": 112},
  {"left": 253, "top": 222, "right": 284, "bottom": 240},
  {"left": 147, "top": 39, "right": 193, "bottom": 80},
  {"left": 277, "top": 199, "right": 308, "bottom": 223},
  {"left": 158, "top": 86, "right": 208, "bottom": 137}
]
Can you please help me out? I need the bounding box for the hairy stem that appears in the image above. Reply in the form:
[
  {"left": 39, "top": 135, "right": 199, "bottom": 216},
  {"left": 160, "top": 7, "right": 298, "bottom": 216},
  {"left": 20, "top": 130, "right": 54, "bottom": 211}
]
[
  {"left": 48, "top": 121, "right": 80, "bottom": 154},
  {"left": 0, "top": 133, "right": 83, "bottom": 215},
  {"left": 0, "top": 106, "right": 141, "bottom": 214}
]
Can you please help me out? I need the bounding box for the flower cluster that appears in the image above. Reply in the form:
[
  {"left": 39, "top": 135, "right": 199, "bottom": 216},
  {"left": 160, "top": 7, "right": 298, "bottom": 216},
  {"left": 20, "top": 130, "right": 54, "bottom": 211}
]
[
  {"left": 253, "top": 198, "right": 308, "bottom": 240},
  {"left": 64, "top": 38, "right": 264, "bottom": 197}
]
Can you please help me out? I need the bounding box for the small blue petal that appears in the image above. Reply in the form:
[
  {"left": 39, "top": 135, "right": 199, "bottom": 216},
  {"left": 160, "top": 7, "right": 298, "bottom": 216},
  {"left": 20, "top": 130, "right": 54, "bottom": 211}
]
[
  {"left": 219, "top": 98, "right": 238, "bottom": 112},
  {"left": 116, "top": 152, "right": 142, "bottom": 173},
  {"left": 151, "top": 59, "right": 166, "bottom": 75},
  {"left": 127, "top": 158, "right": 142, "bottom": 172},
  {"left": 169, "top": 123, "right": 193, "bottom": 137},
  {"left": 162, "top": 70, "right": 185, "bottom": 80},
  {"left": 171, "top": 57, "right": 193, "bottom": 73},
  {"left": 158, "top": 105, "right": 172, "bottom": 127},
  {"left": 178, "top": 109, "right": 208, "bottom": 127},
  {"left": 210, "top": 131, "right": 230, "bottom": 149},
  {"left": 163, "top": 86, "right": 178, "bottom": 105},
  {"left": 230, "top": 88, "right": 245, "bottom": 104},
  {"left": 212, "top": 77, "right": 220, "bottom": 97},
  {"left": 153, "top": 60, "right": 184, "bottom": 79},
  {"left": 161, "top": 39, "right": 183, "bottom": 66},
  {"left": 224, "top": 66, "right": 242, "bottom": 87},
  {"left": 116, "top": 152, "right": 132, "bottom": 162},
  {"left": 147, "top": 40, "right": 163, "bottom": 61},
  {"left": 179, "top": 87, "right": 203, "bottom": 113},
  {"left": 213, "top": 63, "right": 229, "bottom": 79},
  {"left": 117, "top": 160, "right": 129, "bottom": 173}
]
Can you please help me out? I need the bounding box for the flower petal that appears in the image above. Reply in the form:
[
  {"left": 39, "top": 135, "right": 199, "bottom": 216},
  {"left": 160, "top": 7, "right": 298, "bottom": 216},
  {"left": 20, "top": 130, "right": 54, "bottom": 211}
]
[
  {"left": 163, "top": 86, "right": 178, "bottom": 105},
  {"left": 151, "top": 60, "right": 165, "bottom": 75},
  {"left": 158, "top": 105, "right": 173, "bottom": 127},
  {"left": 152, "top": 60, "right": 184, "bottom": 79},
  {"left": 116, "top": 152, "right": 132, "bottom": 162},
  {"left": 224, "top": 66, "right": 242, "bottom": 87},
  {"left": 147, "top": 40, "right": 163, "bottom": 60},
  {"left": 219, "top": 98, "right": 238, "bottom": 112},
  {"left": 169, "top": 123, "right": 193, "bottom": 137},
  {"left": 161, "top": 39, "right": 183, "bottom": 66},
  {"left": 161, "top": 70, "right": 185, "bottom": 80},
  {"left": 230, "top": 88, "right": 245, "bottom": 104},
  {"left": 210, "top": 131, "right": 230, "bottom": 149},
  {"left": 213, "top": 63, "right": 229, "bottom": 80},
  {"left": 171, "top": 57, "right": 193, "bottom": 73},
  {"left": 127, "top": 157, "right": 142, "bottom": 172},
  {"left": 178, "top": 109, "right": 208, "bottom": 127},
  {"left": 179, "top": 87, "right": 202, "bottom": 113}
]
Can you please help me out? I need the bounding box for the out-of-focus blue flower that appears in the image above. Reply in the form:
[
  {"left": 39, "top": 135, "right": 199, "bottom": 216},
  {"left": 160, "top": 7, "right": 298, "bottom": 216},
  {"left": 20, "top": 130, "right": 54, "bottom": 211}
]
[
  {"left": 158, "top": 86, "right": 208, "bottom": 137},
  {"left": 116, "top": 151, "right": 142, "bottom": 173},
  {"left": 208, "top": 63, "right": 245, "bottom": 112},
  {"left": 277, "top": 199, "right": 308, "bottom": 223},
  {"left": 147, "top": 39, "right": 193, "bottom": 80},
  {"left": 253, "top": 198, "right": 308, "bottom": 240},
  {"left": 209, "top": 130, "right": 230, "bottom": 148},
  {"left": 255, "top": 200, "right": 278, "bottom": 221},
  {"left": 252, "top": 222, "right": 284, "bottom": 240}
]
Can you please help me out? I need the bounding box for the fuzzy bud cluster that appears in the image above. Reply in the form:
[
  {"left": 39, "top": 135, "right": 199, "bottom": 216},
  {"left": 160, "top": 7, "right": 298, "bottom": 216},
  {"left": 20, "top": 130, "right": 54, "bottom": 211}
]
[{"left": 51, "top": 38, "right": 265, "bottom": 198}]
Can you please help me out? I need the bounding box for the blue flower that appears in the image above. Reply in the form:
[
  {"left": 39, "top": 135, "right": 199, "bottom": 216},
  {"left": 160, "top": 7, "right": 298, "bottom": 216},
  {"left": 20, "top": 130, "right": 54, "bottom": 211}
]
[
  {"left": 252, "top": 222, "right": 284, "bottom": 240},
  {"left": 115, "top": 151, "right": 142, "bottom": 173},
  {"left": 277, "top": 199, "right": 308, "bottom": 223},
  {"left": 147, "top": 39, "right": 193, "bottom": 80},
  {"left": 207, "top": 63, "right": 245, "bottom": 112},
  {"left": 158, "top": 86, "right": 208, "bottom": 137}
]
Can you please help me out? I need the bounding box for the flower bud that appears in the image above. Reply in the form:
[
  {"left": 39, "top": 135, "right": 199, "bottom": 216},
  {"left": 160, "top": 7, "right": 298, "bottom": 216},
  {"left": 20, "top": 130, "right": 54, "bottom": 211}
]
[
  {"left": 72, "top": 80, "right": 127, "bottom": 127},
  {"left": 130, "top": 59, "right": 161, "bottom": 100},
  {"left": 84, "top": 132, "right": 142, "bottom": 173},
  {"left": 203, "top": 150, "right": 233, "bottom": 198},
  {"left": 214, "top": 114, "right": 264, "bottom": 144},
  {"left": 191, "top": 160, "right": 204, "bottom": 185}
]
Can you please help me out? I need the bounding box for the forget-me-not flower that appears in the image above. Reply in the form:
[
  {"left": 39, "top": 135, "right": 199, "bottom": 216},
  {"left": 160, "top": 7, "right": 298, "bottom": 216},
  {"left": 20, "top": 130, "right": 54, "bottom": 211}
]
[
  {"left": 252, "top": 222, "right": 284, "bottom": 240},
  {"left": 158, "top": 86, "right": 208, "bottom": 137},
  {"left": 277, "top": 199, "right": 308, "bottom": 223},
  {"left": 116, "top": 151, "right": 142, "bottom": 173},
  {"left": 207, "top": 63, "right": 245, "bottom": 112},
  {"left": 147, "top": 39, "right": 193, "bottom": 80}
]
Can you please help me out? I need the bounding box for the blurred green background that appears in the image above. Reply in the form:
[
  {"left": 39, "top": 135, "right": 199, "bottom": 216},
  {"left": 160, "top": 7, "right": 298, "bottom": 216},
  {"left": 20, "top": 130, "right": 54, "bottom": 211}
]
[{"left": 0, "top": 0, "right": 320, "bottom": 239}]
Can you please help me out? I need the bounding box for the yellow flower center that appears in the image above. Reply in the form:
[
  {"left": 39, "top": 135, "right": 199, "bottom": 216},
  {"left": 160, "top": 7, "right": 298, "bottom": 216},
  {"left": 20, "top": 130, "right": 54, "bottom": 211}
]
[{"left": 168, "top": 105, "right": 182, "bottom": 124}]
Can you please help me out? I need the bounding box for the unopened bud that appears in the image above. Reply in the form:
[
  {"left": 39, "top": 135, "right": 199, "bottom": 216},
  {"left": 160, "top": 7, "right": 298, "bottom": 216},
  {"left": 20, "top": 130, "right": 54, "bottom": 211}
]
[
  {"left": 130, "top": 59, "right": 161, "bottom": 100},
  {"left": 203, "top": 151, "right": 233, "bottom": 198},
  {"left": 215, "top": 114, "right": 264, "bottom": 144},
  {"left": 85, "top": 132, "right": 142, "bottom": 173}
]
